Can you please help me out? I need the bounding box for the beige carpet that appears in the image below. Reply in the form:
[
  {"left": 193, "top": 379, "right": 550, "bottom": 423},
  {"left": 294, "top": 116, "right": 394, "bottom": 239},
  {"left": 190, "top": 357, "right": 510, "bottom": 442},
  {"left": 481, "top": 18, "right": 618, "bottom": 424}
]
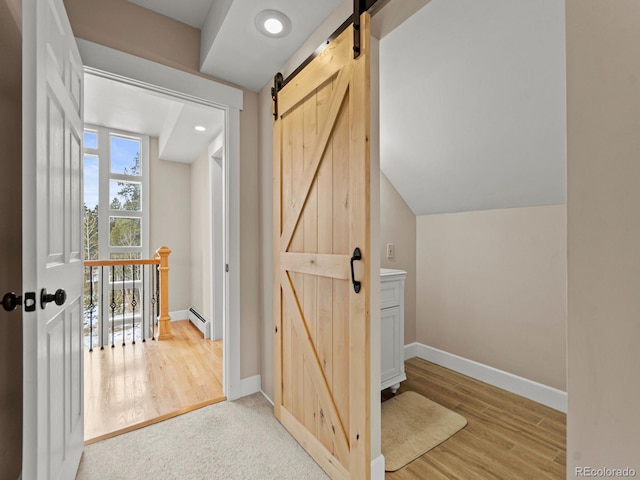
[
  {"left": 382, "top": 391, "right": 467, "bottom": 472},
  {"left": 76, "top": 393, "right": 328, "bottom": 479}
]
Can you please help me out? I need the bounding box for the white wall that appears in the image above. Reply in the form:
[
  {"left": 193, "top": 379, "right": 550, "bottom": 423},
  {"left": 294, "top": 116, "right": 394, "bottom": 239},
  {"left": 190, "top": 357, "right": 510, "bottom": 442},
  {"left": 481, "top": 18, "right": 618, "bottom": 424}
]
[
  {"left": 149, "top": 137, "right": 191, "bottom": 313},
  {"left": 566, "top": 0, "right": 640, "bottom": 473},
  {"left": 417, "top": 205, "right": 567, "bottom": 391}
]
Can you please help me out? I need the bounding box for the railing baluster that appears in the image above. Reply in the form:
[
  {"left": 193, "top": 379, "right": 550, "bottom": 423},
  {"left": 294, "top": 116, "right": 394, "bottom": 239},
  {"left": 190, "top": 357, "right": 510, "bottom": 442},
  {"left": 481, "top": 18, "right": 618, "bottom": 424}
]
[
  {"left": 89, "top": 266, "right": 94, "bottom": 352},
  {"left": 110, "top": 266, "right": 116, "bottom": 348},
  {"left": 142, "top": 265, "right": 146, "bottom": 343},
  {"left": 156, "top": 247, "right": 172, "bottom": 339},
  {"left": 131, "top": 264, "right": 137, "bottom": 345},
  {"left": 151, "top": 265, "right": 158, "bottom": 340},
  {"left": 121, "top": 265, "right": 125, "bottom": 346},
  {"left": 100, "top": 266, "right": 105, "bottom": 350},
  {"left": 153, "top": 265, "right": 162, "bottom": 338},
  {"left": 154, "top": 265, "right": 162, "bottom": 324}
]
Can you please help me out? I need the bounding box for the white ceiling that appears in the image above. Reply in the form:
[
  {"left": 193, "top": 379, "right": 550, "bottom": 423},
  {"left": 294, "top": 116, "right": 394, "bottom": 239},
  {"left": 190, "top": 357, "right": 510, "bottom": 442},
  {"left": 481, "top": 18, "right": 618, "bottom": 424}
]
[
  {"left": 84, "top": 74, "right": 224, "bottom": 163},
  {"left": 129, "top": 0, "right": 214, "bottom": 29},
  {"left": 128, "top": 0, "right": 343, "bottom": 92},
  {"left": 379, "top": 0, "right": 567, "bottom": 215},
  {"left": 87, "top": 0, "right": 343, "bottom": 163}
]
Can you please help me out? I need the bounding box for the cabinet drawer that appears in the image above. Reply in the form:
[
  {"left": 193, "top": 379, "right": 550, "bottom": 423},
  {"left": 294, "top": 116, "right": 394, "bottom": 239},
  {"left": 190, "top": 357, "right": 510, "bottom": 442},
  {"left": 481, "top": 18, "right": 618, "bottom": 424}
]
[{"left": 381, "top": 280, "right": 402, "bottom": 309}]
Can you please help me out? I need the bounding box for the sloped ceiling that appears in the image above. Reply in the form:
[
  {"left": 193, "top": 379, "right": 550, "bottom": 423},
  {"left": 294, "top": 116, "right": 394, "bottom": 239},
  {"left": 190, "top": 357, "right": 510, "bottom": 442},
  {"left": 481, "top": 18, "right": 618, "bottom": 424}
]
[{"left": 380, "top": 0, "right": 567, "bottom": 216}]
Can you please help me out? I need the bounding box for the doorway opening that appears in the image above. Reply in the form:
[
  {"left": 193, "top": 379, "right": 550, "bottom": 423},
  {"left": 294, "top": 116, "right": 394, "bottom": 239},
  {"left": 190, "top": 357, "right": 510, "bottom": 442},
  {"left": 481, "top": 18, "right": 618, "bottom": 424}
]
[{"left": 80, "top": 62, "right": 235, "bottom": 441}]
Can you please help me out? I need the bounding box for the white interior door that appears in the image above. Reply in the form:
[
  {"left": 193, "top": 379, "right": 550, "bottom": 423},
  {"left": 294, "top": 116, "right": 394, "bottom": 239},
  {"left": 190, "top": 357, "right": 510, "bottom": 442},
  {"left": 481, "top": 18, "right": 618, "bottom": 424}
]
[{"left": 22, "top": 0, "right": 85, "bottom": 477}]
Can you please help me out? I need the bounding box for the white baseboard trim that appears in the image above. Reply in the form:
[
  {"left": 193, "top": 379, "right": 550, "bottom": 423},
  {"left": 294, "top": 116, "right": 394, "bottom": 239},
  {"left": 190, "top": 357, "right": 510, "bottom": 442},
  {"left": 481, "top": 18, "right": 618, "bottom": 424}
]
[
  {"left": 236, "top": 374, "right": 262, "bottom": 398},
  {"left": 404, "top": 342, "right": 419, "bottom": 361},
  {"left": 260, "top": 390, "right": 275, "bottom": 406},
  {"left": 371, "top": 454, "right": 385, "bottom": 480},
  {"left": 405, "top": 342, "right": 567, "bottom": 413},
  {"left": 169, "top": 309, "right": 189, "bottom": 321}
]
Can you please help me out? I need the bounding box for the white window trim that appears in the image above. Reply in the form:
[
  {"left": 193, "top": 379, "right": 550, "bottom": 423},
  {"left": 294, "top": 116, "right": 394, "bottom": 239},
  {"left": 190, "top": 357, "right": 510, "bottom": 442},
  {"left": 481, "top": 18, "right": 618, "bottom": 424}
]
[{"left": 85, "top": 124, "right": 150, "bottom": 260}]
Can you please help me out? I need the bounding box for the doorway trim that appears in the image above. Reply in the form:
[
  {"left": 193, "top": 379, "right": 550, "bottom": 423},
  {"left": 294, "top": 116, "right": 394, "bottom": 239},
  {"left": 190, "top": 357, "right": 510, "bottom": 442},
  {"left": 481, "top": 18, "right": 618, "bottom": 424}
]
[
  {"left": 77, "top": 39, "right": 243, "bottom": 399},
  {"left": 209, "top": 140, "right": 225, "bottom": 343}
]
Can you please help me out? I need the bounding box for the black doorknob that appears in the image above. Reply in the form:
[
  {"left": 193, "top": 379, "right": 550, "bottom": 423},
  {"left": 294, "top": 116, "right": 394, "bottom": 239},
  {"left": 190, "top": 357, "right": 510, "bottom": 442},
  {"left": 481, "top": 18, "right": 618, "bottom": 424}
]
[
  {"left": 1, "top": 292, "right": 22, "bottom": 312},
  {"left": 40, "top": 288, "right": 67, "bottom": 309}
]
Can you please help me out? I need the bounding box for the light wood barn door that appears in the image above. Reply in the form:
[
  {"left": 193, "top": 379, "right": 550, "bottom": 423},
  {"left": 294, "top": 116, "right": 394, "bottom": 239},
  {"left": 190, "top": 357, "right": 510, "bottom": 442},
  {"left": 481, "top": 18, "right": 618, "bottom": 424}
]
[{"left": 273, "top": 13, "right": 371, "bottom": 480}]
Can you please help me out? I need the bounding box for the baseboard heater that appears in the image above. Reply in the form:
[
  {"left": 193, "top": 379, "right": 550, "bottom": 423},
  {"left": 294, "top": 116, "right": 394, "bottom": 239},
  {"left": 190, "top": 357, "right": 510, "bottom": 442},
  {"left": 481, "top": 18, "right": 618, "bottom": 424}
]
[{"left": 188, "top": 307, "right": 211, "bottom": 339}]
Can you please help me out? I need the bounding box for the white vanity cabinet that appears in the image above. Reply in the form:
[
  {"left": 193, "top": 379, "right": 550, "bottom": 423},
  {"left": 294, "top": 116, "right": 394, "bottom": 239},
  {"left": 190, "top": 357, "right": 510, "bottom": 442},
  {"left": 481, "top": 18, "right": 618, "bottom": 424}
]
[{"left": 380, "top": 269, "right": 407, "bottom": 393}]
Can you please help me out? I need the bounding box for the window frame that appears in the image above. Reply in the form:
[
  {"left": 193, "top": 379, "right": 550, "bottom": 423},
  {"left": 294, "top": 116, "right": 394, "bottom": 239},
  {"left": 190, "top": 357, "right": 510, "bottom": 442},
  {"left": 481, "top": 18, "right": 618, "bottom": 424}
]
[{"left": 84, "top": 125, "right": 150, "bottom": 261}]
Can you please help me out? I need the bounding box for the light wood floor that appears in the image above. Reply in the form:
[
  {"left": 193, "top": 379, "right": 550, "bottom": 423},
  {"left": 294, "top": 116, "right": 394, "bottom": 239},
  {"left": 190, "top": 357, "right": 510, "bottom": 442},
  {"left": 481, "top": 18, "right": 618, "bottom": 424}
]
[
  {"left": 383, "top": 358, "right": 566, "bottom": 479},
  {"left": 84, "top": 320, "right": 224, "bottom": 444}
]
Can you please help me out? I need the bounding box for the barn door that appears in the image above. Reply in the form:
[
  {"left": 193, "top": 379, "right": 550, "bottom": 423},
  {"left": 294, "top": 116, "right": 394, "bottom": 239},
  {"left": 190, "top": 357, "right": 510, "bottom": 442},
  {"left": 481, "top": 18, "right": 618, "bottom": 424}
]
[
  {"left": 273, "top": 13, "right": 371, "bottom": 480},
  {"left": 22, "top": 0, "right": 85, "bottom": 477}
]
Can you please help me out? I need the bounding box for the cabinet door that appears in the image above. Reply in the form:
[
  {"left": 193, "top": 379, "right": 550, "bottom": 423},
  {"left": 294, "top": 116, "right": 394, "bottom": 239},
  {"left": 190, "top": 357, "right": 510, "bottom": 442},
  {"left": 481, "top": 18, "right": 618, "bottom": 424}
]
[
  {"left": 380, "top": 280, "right": 402, "bottom": 310},
  {"left": 381, "top": 306, "right": 403, "bottom": 388}
]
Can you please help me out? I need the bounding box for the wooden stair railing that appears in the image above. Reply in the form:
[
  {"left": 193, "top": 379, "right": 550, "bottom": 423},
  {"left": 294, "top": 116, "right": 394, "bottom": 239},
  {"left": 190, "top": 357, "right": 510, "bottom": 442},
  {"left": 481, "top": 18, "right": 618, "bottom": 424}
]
[
  {"left": 155, "top": 246, "right": 172, "bottom": 340},
  {"left": 84, "top": 246, "right": 172, "bottom": 349}
]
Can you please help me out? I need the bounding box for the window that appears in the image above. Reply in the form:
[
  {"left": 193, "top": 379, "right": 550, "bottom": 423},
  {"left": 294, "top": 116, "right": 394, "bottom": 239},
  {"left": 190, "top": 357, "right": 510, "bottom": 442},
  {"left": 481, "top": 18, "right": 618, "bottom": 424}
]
[{"left": 83, "top": 126, "right": 149, "bottom": 261}]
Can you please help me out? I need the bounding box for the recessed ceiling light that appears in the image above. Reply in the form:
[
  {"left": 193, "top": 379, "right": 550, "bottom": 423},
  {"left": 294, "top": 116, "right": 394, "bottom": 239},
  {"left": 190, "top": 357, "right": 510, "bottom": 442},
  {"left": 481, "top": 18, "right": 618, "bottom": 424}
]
[
  {"left": 264, "top": 18, "right": 283, "bottom": 35},
  {"left": 194, "top": 125, "right": 206, "bottom": 132},
  {"left": 255, "top": 10, "right": 291, "bottom": 38}
]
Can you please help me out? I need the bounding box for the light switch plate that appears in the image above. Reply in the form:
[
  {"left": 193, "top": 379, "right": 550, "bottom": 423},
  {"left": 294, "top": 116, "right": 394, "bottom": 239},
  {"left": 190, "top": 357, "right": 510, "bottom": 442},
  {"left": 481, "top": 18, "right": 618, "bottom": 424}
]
[{"left": 386, "top": 243, "right": 395, "bottom": 259}]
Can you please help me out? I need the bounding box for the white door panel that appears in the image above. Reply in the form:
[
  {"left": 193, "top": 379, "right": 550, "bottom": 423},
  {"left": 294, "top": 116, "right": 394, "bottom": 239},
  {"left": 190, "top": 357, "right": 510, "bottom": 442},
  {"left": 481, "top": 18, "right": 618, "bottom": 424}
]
[{"left": 23, "top": 0, "right": 84, "bottom": 477}]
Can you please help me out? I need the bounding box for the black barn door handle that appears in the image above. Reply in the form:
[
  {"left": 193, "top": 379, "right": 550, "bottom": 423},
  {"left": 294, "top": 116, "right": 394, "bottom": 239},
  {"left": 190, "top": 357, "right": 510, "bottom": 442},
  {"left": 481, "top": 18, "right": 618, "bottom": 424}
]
[{"left": 350, "top": 247, "right": 362, "bottom": 294}]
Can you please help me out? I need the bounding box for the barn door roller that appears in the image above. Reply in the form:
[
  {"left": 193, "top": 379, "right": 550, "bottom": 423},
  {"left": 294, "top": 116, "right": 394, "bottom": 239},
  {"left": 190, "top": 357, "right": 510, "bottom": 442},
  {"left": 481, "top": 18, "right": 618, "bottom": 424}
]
[
  {"left": 271, "top": 73, "right": 283, "bottom": 119},
  {"left": 272, "top": 0, "right": 384, "bottom": 119},
  {"left": 352, "top": 0, "right": 366, "bottom": 58}
]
